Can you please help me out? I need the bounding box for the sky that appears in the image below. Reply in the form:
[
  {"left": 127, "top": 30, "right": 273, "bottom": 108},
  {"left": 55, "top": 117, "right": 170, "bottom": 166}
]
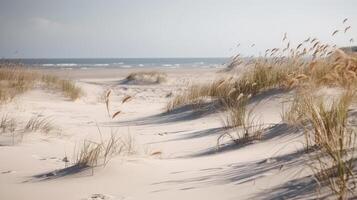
[{"left": 0, "top": 0, "right": 356, "bottom": 58}]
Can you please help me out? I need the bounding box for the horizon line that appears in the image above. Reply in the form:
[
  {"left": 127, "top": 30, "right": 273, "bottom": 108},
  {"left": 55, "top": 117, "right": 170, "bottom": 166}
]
[{"left": 1, "top": 56, "right": 231, "bottom": 60}]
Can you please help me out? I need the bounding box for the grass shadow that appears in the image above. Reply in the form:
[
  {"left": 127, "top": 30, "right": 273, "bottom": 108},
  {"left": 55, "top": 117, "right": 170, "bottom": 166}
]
[{"left": 24, "top": 164, "right": 93, "bottom": 182}]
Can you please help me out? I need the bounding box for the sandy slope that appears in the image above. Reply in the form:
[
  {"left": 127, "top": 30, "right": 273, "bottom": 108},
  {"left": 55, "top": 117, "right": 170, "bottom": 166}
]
[{"left": 0, "top": 68, "right": 318, "bottom": 200}]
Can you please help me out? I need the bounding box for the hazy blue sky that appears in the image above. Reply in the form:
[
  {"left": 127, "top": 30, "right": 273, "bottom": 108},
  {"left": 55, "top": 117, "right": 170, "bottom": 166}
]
[{"left": 0, "top": 0, "right": 356, "bottom": 58}]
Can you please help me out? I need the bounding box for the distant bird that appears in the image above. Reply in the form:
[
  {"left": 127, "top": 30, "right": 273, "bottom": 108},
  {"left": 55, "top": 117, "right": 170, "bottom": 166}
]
[
  {"left": 332, "top": 30, "right": 339, "bottom": 36},
  {"left": 344, "top": 26, "right": 351, "bottom": 33},
  {"left": 343, "top": 18, "right": 348, "bottom": 23}
]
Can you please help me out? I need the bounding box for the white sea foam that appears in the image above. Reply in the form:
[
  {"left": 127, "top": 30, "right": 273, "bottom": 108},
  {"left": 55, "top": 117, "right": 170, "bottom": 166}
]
[
  {"left": 121, "top": 65, "right": 132, "bottom": 68},
  {"left": 93, "top": 64, "right": 109, "bottom": 67},
  {"left": 56, "top": 63, "right": 78, "bottom": 67},
  {"left": 42, "top": 64, "right": 55, "bottom": 67}
]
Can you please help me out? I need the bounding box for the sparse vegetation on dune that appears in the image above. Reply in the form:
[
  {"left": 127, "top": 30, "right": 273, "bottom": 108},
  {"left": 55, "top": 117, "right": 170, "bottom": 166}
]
[
  {"left": 218, "top": 94, "right": 263, "bottom": 147},
  {"left": 0, "top": 114, "right": 59, "bottom": 145},
  {"left": 166, "top": 20, "right": 357, "bottom": 198},
  {"left": 42, "top": 74, "right": 82, "bottom": 100},
  {"left": 0, "top": 64, "right": 82, "bottom": 103},
  {"left": 74, "top": 132, "right": 134, "bottom": 170},
  {"left": 295, "top": 91, "right": 356, "bottom": 199},
  {"left": 168, "top": 21, "right": 357, "bottom": 112},
  {"left": 168, "top": 48, "right": 357, "bottom": 112},
  {"left": 125, "top": 71, "right": 167, "bottom": 84},
  {"left": 0, "top": 114, "right": 17, "bottom": 134},
  {"left": 70, "top": 94, "right": 136, "bottom": 174},
  {"left": 24, "top": 115, "right": 55, "bottom": 134},
  {"left": 70, "top": 88, "right": 136, "bottom": 172},
  {"left": 0, "top": 65, "right": 38, "bottom": 104}
]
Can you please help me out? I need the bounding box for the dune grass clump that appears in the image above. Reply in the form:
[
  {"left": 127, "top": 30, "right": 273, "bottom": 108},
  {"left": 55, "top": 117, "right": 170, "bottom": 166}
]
[
  {"left": 0, "top": 64, "right": 82, "bottom": 103},
  {"left": 69, "top": 89, "right": 136, "bottom": 174},
  {"left": 42, "top": 74, "right": 82, "bottom": 100},
  {"left": 166, "top": 80, "right": 226, "bottom": 111},
  {"left": 24, "top": 116, "right": 54, "bottom": 134},
  {"left": 1, "top": 114, "right": 59, "bottom": 145},
  {"left": 72, "top": 130, "right": 134, "bottom": 175},
  {"left": 0, "top": 65, "right": 38, "bottom": 104},
  {"left": 281, "top": 93, "right": 307, "bottom": 125},
  {"left": 125, "top": 71, "right": 167, "bottom": 84},
  {"left": 0, "top": 114, "right": 17, "bottom": 134},
  {"left": 168, "top": 21, "right": 356, "bottom": 112},
  {"left": 295, "top": 91, "right": 356, "bottom": 199},
  {"left": 218, "top": 94, "right": 263, "bottom": 147},
  {"left": 167, "top": 60, "right": 297, "bottom": 111},
  {"left": 223, "top": 94, "right": 250, "bottom": 128}
]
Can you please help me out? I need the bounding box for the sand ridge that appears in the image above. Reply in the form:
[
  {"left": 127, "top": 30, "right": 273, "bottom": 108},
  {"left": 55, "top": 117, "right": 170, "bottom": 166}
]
[{"left": 0, "top": 68, "right": 315, "bottom": 200}]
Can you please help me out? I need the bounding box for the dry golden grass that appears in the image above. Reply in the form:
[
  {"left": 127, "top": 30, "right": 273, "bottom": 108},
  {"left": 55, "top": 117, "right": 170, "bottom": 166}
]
[
  {"left": 69, "top": 88, "right": 137, "bottom": 173},
  {"left": 281, "top": 93, "right": 307, "bottom": 125},
  {"left": 166, "top": 80, "right": 227, "bottom": 111},
  {"left": 72, "top": 130, "right": 135, "bottom": 175},
  {"left": 218, "top": 94, "right": 263, "bottom": 147},
  {"left": 167, "top": 60, "right": 297, "bottom": 111},
  {"left": 125, "top": 71, "right": 167, "bottom": 84},
  {"left": 222, "top": 93, "right": 250, "bottom": 128},
  {"left": 24, "top": 115, "right": 55, "bottom": 134},
  {"left": 167, "top": 24, "right": 357, "bottom": 198},
  {"left": 104, "top": 89, "right": 133, "bottom": 119},
  {"left": 168, "top": 37, "right": 357, "bottom": 112},
  {"left": 42, "top": 74, "right": 82, "bottom": 100},
  {"left": 0, "top": 64, "right": 82, "bottom": 103},
  {"left": 0, "top": 65, "right": 38, "bottom": 104},
  {"left": 290, "top": 90, "right": 356, "bottom": 199},
  {"left": 170, "top": 20, "right": 356, "bottom": 112},
  {"left": 1, "top": 114, "right": 58, "bottom": 145},
  {"left": 0, "top": 114, "right": 17, "bottom": 134}
]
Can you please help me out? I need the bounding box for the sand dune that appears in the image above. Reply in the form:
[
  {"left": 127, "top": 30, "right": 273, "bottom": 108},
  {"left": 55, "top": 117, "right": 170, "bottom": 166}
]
[{"left": 0, "top": 67, "right": 351, "bottom": 200}]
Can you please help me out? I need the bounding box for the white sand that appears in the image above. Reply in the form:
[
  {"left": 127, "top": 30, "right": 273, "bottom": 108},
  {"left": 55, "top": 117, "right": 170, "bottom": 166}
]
[{"left": 0, "top": 68, "right": 319, "bottom": 200}]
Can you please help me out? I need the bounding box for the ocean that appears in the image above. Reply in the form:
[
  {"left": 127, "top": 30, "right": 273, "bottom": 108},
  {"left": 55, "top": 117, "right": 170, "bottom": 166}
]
[{"left": 1, "top": 58, "right": 229, "bottom": 69}]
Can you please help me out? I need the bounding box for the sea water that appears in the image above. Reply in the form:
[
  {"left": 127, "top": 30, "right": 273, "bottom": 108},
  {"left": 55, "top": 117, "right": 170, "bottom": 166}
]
[{"left": 2, "top": 58, "right": 229, "bottom": 69}]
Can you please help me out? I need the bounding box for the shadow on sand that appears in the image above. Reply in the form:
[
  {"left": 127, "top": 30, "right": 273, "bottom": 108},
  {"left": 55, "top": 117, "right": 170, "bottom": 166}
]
[
  {"left": 111, "top": 100, "right": 222, "bottom": 126},
  {"left": 151, "top": 148, "right": 320, "bottom": 199},
  {"left": 186, "top": 123, "right": 301, "bottom": 158},
  {"left": 110, "top": 88, "right": 289, "bottom": 127},
  {"left": 24, "top": 164, "right": 94, "bottom": 182}
]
